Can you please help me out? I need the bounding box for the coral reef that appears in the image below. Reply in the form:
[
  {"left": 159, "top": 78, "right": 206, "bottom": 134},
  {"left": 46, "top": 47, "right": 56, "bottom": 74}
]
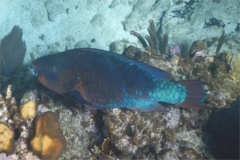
[
  {"left": 0, "top": 1, "right": 239, "bottom": 159},
  {"left": 0, "top": 88, "right": 40, "bottom": 159},
  {"left": 59, "top": 108, "right": 98, "bottom": 159},
  {"left": 30, "top": 111, "right": 66, "bottom": 159},
  {"left": 0, "top": 122, "right": 14, "bottom": 154},
  {"left": 0, "top": 51, "right": 238, "bottom": 159},
  {"left": 0, "top": 84, "right": 100, "bottom": 159},
  {"left": 101, "top": 108, "right": 212, "bottom": 159},
  {"left": 103, "top": 17, "right": 239, "bottom": 159}
]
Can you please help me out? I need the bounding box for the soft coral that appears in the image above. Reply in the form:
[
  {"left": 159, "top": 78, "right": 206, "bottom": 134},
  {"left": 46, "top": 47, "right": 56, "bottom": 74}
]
[{"left": 0, "top": 26, "right": 26, "bottom": 75}]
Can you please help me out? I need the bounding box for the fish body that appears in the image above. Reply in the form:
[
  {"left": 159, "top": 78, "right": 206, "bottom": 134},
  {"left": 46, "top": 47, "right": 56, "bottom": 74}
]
[{"left": 32, "top": 48, "right": 207, "bottom": 111}]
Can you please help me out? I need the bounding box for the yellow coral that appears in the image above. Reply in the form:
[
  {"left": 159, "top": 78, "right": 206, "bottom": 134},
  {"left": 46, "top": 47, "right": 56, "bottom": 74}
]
[
  {"left": 226, "top": 53, "right": 240, "bottom": 83},
  {"left": 30, "top": 111, "right": 65, "bottom": 160},
  {"left": 212, "top": 52, "right": 240, "bottom": 105},
  {"left": 227, "top": 53, "right": 240, "bottom": 101},
  {"left": 31, "top": 135, "right": 64, "bottom": 160},
  {"left": 0, "top": 122, "right": 14, "bottom": 154},
  {"left": 20, "top": 101, "right": 37, "bottom": 120}
]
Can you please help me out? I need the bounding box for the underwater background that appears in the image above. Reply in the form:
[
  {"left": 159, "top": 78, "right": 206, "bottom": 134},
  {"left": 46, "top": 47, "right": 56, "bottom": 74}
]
[{"left": 0, "top": 0, "right": 239, "bottom": 159}]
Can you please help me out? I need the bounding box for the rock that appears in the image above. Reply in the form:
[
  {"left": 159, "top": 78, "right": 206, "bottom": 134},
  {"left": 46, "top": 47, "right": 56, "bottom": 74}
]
[
  {"left": 45, "top": 0, "right": 65, "bottom": 22},
  {"left": 74, "top": 40, "right": 91, "bottom": 48},
  {"left": 202, "top": 97, "right": 240, "bottom": 159},
  {"left": 90, "top": 14, "right": 105, "bottom": 28},
  {"left": 101, "top": 108, "right": 211, "bottom": 159},
  {"left": 0, "top": 0, "right": 239, "bottom": 64},
  {"left": 189, "top": 40, "right": 208, "bottom": 60}
]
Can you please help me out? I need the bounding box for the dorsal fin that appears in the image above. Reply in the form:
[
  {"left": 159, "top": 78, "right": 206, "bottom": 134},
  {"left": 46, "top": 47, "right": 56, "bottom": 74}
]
[{"left": 81, "top": 48, "right": 172, "bottom": 81}]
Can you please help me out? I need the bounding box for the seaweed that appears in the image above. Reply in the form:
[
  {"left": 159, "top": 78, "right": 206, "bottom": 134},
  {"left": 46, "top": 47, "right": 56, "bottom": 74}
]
[
  {"left": 215, "top": 31, "right": 226, "bottom": 55},
  {"left": 130, "top": 19, "right": 158, "bottom": 55},
  {"left": 0, "top": 26, "right": 26, "bottom": 76},
  {"left": 129, "top": 19, "right": 169, "bottom": 56},
  {"left": 130, "top": 31, "right": 148, "bottom": 48},
  {"left": 235, "top": 23, "right": 240, "bottom": 32},
  {"left": 161, "top": 33, "right": 168, "bottom": 55},
  {"left": 204, "top": 18, "right": 225, "bottom": 29},
  {"left": 172, "top": 0, "right": 200, "bottom": 20},
  {"left": 147, "top": 19, "right": 157, "bottom": 49}
]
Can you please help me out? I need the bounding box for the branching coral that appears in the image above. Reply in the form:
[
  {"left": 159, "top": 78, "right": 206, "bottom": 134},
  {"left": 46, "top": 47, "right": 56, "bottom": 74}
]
[
  {"left": 161, "top": 33, "right": 169, "bottom": 55},
  {"left": 129, "top": 19, "right": 159, "bottom": 55},
  {"left": 145, "top": 19, "right": 158, "bottom": 54},
  {"left": 124, "top": 19, "right": 173, "bottom": 62},
  {"left": 130, "top": 31, "right": 148, "bottom": 48},
  {"left": 124, "top": 19, "right": 239, "bottom": 108}
]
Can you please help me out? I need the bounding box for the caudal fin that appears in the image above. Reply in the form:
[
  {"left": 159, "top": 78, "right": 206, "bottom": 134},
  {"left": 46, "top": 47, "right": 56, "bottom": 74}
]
[{"left": 177, "top": 80, "right": 207, "bottom": 109}]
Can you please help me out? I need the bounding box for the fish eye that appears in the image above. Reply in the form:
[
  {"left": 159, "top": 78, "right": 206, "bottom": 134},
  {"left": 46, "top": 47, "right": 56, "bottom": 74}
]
[
  {"left": 51, "top": 65, "right": 61, "bottom": 73},
  {"left": 28, "top": 65, "right": 38, "bottom": 76},
  {"left": 32, "top": 69, "right": 38, "bottom": 76}
]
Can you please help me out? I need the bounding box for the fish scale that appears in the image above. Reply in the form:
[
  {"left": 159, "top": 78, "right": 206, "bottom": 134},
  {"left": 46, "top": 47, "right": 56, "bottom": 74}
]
[{"left": 149, "top": 81, "right": 187, "bottom": 104}]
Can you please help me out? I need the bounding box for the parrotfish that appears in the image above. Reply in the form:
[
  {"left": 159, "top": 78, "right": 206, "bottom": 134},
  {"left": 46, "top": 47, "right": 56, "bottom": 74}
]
[{"left": 32, "top": 48, "right": 207, "bottom": 112}]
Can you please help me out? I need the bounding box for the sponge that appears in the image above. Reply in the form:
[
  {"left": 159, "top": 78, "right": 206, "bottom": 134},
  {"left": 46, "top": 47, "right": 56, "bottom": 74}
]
[{"left": 20, "top": 100, "right": 37, "bottom": 120}]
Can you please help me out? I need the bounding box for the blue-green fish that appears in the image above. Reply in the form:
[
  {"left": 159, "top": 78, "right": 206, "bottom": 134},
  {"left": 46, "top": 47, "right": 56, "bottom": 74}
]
[{"left": 32, "top": 48, "right": 207, "bottom": 111}]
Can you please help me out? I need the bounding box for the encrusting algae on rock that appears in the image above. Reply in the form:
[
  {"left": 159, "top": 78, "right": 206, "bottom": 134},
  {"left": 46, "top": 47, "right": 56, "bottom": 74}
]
[
  {"left": 30, "top": 111, "right": 66, "bottom": 159},
  {"left": 0, "top": 122, "right": 14, "bottom": 154}
]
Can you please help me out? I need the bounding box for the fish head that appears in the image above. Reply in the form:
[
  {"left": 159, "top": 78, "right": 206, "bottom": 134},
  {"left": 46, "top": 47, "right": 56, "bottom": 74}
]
[{"left": 32, "top": 53, "right": 79, "bottom": 94}]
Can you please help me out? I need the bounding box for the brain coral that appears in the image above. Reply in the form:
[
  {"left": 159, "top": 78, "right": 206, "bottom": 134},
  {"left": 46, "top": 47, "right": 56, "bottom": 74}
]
[{"left": 30, "top": 111, "right": 66, "bottom": 159}]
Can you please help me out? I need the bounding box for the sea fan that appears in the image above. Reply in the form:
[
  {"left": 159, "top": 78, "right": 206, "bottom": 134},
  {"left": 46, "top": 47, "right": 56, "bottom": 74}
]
[{"left": 0, "top": 26, "right": 26, "bottom": 75}]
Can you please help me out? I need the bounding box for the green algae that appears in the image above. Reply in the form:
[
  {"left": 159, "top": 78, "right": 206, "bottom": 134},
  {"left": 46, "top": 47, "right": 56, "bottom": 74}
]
[
  {"left": 208, "top": 52, "right": 240, "bottom": 107},
  {"left": 177, "top": 52, "right": 240, "bottom": 108}
]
